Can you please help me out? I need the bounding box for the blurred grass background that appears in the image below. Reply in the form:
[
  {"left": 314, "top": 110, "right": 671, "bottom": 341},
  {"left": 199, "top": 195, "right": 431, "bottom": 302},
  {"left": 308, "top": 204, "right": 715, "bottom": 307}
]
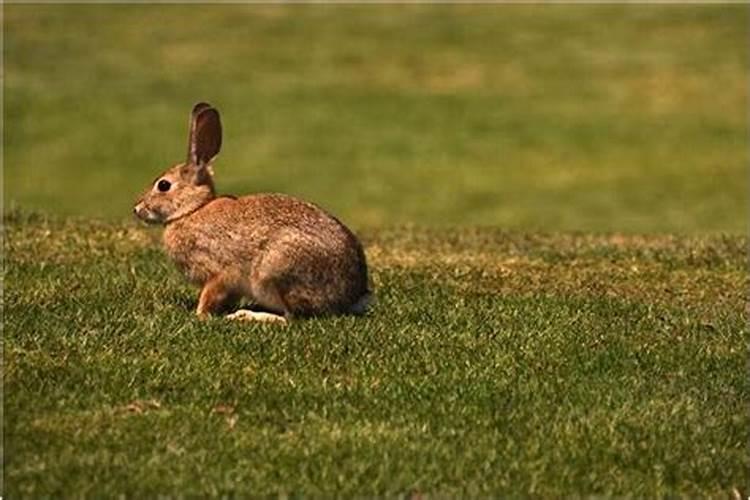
[{"left": 5, "top": 4, "right": 748, "bottom": 232}]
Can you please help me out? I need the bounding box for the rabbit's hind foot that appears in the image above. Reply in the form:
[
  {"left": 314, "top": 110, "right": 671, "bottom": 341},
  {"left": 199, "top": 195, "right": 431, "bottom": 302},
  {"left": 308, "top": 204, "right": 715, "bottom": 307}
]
[{"left": 226, "top": 309, "right": 288, "bottom": 325}]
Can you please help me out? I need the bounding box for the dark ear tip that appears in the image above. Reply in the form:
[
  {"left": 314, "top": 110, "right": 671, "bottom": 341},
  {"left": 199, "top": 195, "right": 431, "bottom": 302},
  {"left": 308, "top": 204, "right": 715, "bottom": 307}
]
[{"left": 192, "top": 102, "right": 213, "bottom": 115}]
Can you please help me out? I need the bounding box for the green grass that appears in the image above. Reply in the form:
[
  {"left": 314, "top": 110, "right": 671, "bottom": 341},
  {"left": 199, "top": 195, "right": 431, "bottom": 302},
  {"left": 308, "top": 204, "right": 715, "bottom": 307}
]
[
  {"left": 5, "top": 210, "right": 748, "bottom": 496},
  {"left": 5, "top": 4, "right": 748, "bottom": 232}
]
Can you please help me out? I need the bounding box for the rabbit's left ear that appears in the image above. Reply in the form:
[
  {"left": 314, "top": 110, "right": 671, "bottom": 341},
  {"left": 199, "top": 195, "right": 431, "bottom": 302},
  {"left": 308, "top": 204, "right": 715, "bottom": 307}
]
[{"left": 187, "top": 103, "right": 222, "bottom": 167}]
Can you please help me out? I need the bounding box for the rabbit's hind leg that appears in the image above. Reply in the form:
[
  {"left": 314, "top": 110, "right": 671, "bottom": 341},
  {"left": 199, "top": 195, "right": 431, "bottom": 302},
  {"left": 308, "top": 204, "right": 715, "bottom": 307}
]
[
  {"left": 197, "top": 272, "right": 288, "bottom": 324},
  {"left": 246, "top": 263, "right": 296, "bottom": 318}
]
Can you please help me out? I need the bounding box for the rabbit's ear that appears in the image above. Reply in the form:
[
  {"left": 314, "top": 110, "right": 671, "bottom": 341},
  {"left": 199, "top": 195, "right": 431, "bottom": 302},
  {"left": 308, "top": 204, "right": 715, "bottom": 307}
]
[{"left": 187, "top": 103, "right": 222, "bottom": 167}]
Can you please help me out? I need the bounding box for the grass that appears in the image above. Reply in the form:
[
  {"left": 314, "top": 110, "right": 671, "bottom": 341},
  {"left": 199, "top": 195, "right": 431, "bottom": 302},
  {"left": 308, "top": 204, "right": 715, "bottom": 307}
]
[
  {"left": 5, "top": 4, "right": 748, "bottom": 232},
  {"left": 4, "top": 210, "right": 748, "bottom": 496}
]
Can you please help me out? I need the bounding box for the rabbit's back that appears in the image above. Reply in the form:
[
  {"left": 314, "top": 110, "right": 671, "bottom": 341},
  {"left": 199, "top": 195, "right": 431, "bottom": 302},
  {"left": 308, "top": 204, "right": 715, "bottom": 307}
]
[{"left": 164, "top": 193, "right": 369, "bottom": 315}]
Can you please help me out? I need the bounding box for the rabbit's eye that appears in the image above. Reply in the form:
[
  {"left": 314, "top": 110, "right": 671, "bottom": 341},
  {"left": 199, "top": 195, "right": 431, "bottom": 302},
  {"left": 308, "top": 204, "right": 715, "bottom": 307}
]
[{"left": 157, "top": 180, "right": 171, "bottom": 192}]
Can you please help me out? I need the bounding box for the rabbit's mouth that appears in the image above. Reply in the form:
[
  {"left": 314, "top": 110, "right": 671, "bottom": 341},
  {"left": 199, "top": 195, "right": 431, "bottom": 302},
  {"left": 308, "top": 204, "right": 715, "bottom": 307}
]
[{"left": 133, "top": 202, "right": 163, "bottom": 225}]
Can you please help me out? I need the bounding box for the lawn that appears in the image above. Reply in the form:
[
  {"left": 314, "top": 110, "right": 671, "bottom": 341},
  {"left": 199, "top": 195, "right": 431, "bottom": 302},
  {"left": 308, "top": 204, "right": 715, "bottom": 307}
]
[
  {"left": 4, "top": 3, "right": 749, "bottom": 497},
  {"left": 5, "top": 211, "right": 747, "bottom": 496}
]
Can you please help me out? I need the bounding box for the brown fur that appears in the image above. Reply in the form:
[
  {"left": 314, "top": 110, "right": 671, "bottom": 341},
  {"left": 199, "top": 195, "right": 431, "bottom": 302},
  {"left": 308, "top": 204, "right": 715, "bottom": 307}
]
[{"left": 134, "top": 103, "right": 370, "bottom": 319}]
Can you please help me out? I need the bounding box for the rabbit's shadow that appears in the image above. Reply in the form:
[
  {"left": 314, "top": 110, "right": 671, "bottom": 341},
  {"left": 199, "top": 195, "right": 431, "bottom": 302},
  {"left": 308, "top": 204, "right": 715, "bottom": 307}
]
[{"left": 170, "top": 294, "right": 278, "bottom": 315}]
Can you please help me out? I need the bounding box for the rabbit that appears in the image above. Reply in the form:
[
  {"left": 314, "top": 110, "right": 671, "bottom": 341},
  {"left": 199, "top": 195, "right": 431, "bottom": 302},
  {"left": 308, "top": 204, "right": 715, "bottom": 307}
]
[{"left": 134, "top": 102, "right": 370, "bottom": 324}]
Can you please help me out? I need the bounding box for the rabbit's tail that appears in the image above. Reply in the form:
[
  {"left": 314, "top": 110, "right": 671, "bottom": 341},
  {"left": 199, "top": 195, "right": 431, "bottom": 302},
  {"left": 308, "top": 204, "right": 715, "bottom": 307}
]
[{"left": 349, "top": 291, "right": 373, "bottom": 316}]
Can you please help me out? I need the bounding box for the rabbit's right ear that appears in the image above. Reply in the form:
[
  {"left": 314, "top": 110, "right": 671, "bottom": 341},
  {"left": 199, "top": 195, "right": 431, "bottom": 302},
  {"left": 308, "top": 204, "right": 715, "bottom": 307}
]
[{"left": 186, "top": 102, "right": 222, "bottom": 167}]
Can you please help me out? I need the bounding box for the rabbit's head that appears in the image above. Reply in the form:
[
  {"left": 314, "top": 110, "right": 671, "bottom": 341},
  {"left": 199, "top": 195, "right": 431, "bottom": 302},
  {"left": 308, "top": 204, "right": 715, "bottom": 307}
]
[{"left": 134, "top": 103, "right": 222, "bottom": 224}]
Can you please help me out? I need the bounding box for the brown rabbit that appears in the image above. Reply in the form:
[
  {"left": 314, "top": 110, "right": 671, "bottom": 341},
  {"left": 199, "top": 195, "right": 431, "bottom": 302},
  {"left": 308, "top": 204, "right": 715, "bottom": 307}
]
[{"left": 134, "top": 102, "right": 370, "bottom": 324}]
